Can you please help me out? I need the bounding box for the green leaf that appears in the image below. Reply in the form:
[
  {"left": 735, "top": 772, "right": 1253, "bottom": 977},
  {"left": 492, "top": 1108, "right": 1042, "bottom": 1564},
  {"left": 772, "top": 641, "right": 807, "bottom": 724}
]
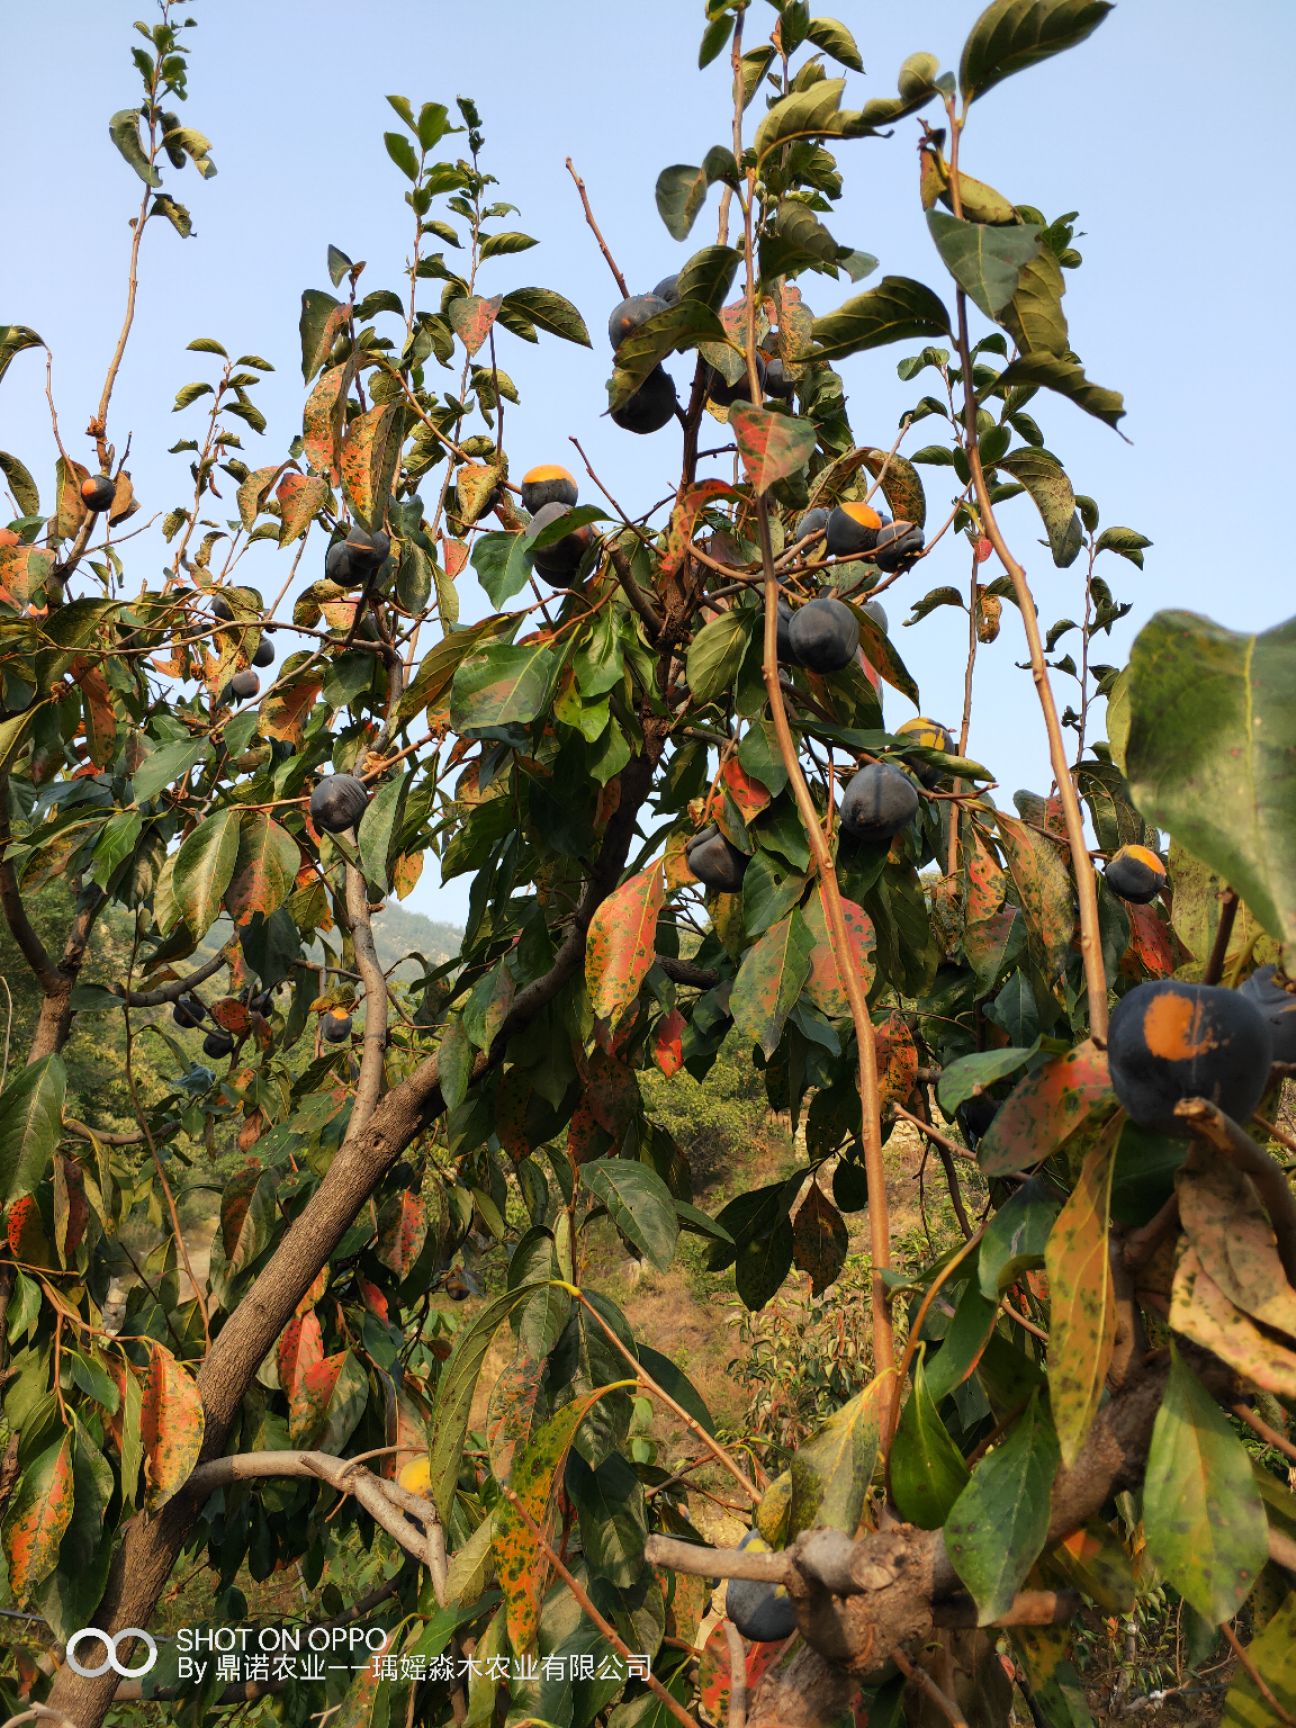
[
  {"left": 698, "top": 11, "right": 733, "bottom": 67},
  {"left": 0, "top": 451, "right": 39, "bottom": 516},
  {"left": 1045, "top": 1118, "right": 1119, "bottom": 1467},
  {"left": 993, "top": 353, "right": 1126, "bottom": 430},
  {"left": 608, "top": 300, "right": 727, "bottom": 408},
  {"left": 427, "top": 1282, "right": 550, "bottom": 1519},
  {"left": 479, "top": 230, "right": 538, "bottom": 259},
  {"left": 384, "top": 130, "right": 419, "bottom": 180},
  {"left": 133, "top": 736, "right": 209, "bottom": 804},
  {"left": 300, "top": 289, "right": 347, "bottom": 383},
  {"left": 0, "top": 325, "right": 43, "bottom": 390},
  {"left": 500, "top": 287, "right": 591, "bottom": 347},
  {"left": 926, "top": 211, "right": 1041, "bottom": 320},
  {"left": 937, "top": 1046, "right": 1036, "bottom": 1112},
  {"left": 470, "top": 530, "right": 533, "bottom": 609},
  {"left": 170, "top": 806, "right": 242, "bottom": 939},
  {"left": 1143, "top": 1348, "right": 1268, "bottom": 1625},
  {"left": 978, "top": 1176, "right": 1059, "bottom": 1298},
  {"left": 729, "top": 404, "right": 817, "bottom": 494},
  {"left": 806, "top": 16, "right": 864, "bottom": 71},
  {"left": 655, "top": 165, "right": 709, "bottom": 242},
  {"left": 162, "top": 125, "right": 216, "bottom": 179},
  {"left": 357, "top": 773, "right": 407, "bottom": 896},
  {"left": 1221, "top": 1590, "right": 1296, "bottom": 1724},
  {"left": 686, "top": 609, "right": 751, "bottom": 707},
  {"left": 172, "top": 380, "right": 213, "bottom": 412},
  {"left": 785, "top": 1369, "right": 895, "bottom": 1538},
  {"left": 1095, "top": 526, "right": 1151, "bottom": 569},
  {"left": 945, "top": 1391, "right": 1059, "bottom": 1622},
  {"left": 581, "top": 1159, "right": 679, "bottom": 1271},
  {"left": 860, "top": 51, "right": 948, "bottom": 127},
  {"left": 730, "top": 909, "right": 815, "bottom": 1059},
  {"left": 960, "top": 0, "right": 1114, "bottom": 104},
  {"left": 1126, "top": 611, "right": 1296, "bottom": 949},
  {"left": 450, "top": 641, "right": 558, "bottom": 736},
  {"left": 998, "top": 448, "right": 1083, "bottom": 567},
  {"left": 891, "top": 1352, "right": 969, "bottom": 1528},
  {"left": 754, "top": 78, "right": 846, "bottom": 161},
  {"left": 0, "top": 1056, "right": 66, "bottom": 1206},
  {"left": 108, "top": 108, "right": 161, "bottom": 188},
  {"left": 812, "top": 276, "right": 951, "bottom": 362},
  {"left": 676, "top": 245, "right": 740, "bottom": 310}
]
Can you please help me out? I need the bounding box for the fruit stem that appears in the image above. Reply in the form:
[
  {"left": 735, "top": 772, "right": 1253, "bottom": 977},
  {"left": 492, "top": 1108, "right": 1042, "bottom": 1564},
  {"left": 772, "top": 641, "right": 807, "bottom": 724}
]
[{"left": 946, "top": 110, "right": 1109, "bottom": 1041}]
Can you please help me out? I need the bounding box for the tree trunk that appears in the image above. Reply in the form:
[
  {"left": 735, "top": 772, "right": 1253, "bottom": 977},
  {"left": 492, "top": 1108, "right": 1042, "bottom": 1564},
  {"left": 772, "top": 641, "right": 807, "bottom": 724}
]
[{"left": 28, "top": 979, "right": 74, "bottom": 1063}]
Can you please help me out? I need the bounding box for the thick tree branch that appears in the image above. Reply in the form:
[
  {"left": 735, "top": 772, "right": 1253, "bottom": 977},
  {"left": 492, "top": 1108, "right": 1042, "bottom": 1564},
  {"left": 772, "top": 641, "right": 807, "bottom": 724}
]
[
  {"left": 188, "top": 1449, "right": 443, "bottom": 1573},
  {"left": 656, "top": 955, "right": 720, "bottom": 989},
  {"left": 110, "top": 950, "right": 227, "bottom": 1007}
]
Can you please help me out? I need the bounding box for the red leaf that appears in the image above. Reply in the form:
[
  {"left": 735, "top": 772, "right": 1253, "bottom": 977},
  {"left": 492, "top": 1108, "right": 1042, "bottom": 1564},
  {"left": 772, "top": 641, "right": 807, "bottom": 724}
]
[
  {"left": 1123, "top": 901, "right": 1176, "bottom": 979},
  {"left": 803, "top": 893, "right": 877, "bottom": 1019},
  {"left": 442, "top": 536, "right": 469, "bottom": 578},
  {"left": 721, "top": 756, "right": 772, "bottom": 823},
  {"left": 729, "top": 403, "right": 817, "bottom": 494},
  {"left": 275, "top": 471, "right": 329, "bottom": 545},
  {"left": 302, "top": 361, "right": 352, "bottom": 482},
  {"left": 661, "top": 480, "right": 738, "bottom": 582},
  {"left": 376, "top": 1190, "right": 428, "bottom": 1277},
  {"left": 585, "top": 861, "right": 665, "bottom": 1036},
  {"left": 279, "top": 1308, "right": 325, "bottom": 1403},
  {"left": 874, "top": 1011, "right": 918, "bottom": 1108},
  {"left": 653, "top": 1009, "right": 686, "bottom": 1077},
  {"left": 2, "top": 1433, "right": 74, "bottom": 1601},
  {"left": 448, "top": 294, "right": 502, "bottom": 358}
]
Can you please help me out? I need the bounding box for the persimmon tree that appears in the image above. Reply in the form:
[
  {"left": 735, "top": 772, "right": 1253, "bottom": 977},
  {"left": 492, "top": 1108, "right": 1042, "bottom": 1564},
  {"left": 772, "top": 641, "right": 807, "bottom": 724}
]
[{"left": 1, "top": 2, "right": 1295, "bottom": 1726}]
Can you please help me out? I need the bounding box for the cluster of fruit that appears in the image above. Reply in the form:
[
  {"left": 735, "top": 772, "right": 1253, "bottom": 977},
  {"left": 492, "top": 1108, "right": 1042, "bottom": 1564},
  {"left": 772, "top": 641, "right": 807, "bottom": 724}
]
[
  {"left": 172, "top": 984, "right": 274, "bottom": 1060},
  {"left": 686, "top": 718, "right": 954, "bottom": 891}
]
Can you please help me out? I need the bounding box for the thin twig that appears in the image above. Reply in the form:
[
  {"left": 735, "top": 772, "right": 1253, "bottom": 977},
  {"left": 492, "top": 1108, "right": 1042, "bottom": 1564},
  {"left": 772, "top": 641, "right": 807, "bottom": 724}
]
[
  {"left": 1231, "top": 1401, "right": 1296, "bottom": 1467},
  {"left": 1220, "top": 1621, "right": 1296, "bottom": 1726},
  {"left": 565, "top": 159, "right": 629, "bottom": 298}
]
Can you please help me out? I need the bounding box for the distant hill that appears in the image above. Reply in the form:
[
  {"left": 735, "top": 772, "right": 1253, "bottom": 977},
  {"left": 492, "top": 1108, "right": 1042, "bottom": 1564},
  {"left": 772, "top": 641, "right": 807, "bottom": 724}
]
[{"left": 372, "top": 901, "right": 461, "bottom": 976}]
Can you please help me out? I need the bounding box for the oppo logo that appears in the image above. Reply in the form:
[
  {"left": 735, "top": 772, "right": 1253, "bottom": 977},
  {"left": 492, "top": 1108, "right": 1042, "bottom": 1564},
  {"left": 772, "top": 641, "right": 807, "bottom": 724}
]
[{"left": 66, "top": 1627, "right": 159, "bottom": 1679}]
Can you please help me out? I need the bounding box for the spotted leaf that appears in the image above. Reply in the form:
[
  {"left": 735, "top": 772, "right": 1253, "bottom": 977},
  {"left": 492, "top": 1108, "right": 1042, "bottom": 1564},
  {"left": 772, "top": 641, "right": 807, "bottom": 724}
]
[
  {"left": 224, "top": 811, "right": 299, "bottom": 926},
  {"left": 979, "top": 1040, "right": 1114, "bottom": 1177},
  {"left": 448, "top": 293, "right": 502, "bottom": 358},
  {"left": 1045, "top": 1116, "right": 1120, "bottom": 1467},
  {"left": 2, "top": 1433, "right": 74, "bottom": 1602},
  {"left": 729, "top": 403, "right": 817, "bottom": 493},
  {"left": 339, "top": 402, "right": 404, "bottom": 530},
  {"left": 139, "top": 1342, "right": 205, "bottom": 1508},
  {"left": 585, "top": 861, "right": 665, "bottom": 1036},
  {"left": 803, "top": 892, "right": 876, "bottom": 1019}
]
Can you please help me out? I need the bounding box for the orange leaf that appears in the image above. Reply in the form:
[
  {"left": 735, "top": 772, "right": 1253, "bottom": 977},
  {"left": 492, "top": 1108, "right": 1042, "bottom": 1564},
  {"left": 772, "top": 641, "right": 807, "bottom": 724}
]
[
  {"left": 979, "top": 1040, "right": 1114, "bottom": 1177},
  {"left": 2, "top": 1433, "right": 74, "bottom": 1602},
  {"left": 803, "top": 893, "right": 877, "bottom": 1019},
  {"left": 653, "top": 1009, "right": 685, "bottom": 1077},
  {"left": 140, "top": 1342, "right": 205, "bottom": 1508},
  {"left": 585, "top": 861, "right": 665, "bottom": 1036}
]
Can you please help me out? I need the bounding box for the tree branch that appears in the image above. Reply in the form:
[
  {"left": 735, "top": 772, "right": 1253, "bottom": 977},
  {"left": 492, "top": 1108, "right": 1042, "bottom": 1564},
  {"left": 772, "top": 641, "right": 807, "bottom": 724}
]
[{"left": 110, "top": 949, "right": 227, "bottom": 1007}]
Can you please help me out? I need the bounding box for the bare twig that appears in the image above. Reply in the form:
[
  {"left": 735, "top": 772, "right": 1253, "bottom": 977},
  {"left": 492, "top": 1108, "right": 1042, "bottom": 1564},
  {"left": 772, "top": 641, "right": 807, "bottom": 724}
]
[
  {"left": 565, "top": 159, "right": 630, "bottom": 298},
  {"left": 890, "top": 1647, "right": 969, "bottom": 1728}
]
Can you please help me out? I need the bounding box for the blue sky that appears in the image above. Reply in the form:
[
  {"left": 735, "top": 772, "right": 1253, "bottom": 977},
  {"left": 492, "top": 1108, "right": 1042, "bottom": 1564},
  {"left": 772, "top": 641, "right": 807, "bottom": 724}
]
[{"left": 3, "top": 1, "right": 1293, "bottom": 929}]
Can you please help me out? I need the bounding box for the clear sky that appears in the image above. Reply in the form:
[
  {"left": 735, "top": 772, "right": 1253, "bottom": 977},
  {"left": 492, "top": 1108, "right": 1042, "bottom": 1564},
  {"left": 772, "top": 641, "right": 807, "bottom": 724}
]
[{"left": 3, "top": 1, "right": 1293, "bottom": 929}]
